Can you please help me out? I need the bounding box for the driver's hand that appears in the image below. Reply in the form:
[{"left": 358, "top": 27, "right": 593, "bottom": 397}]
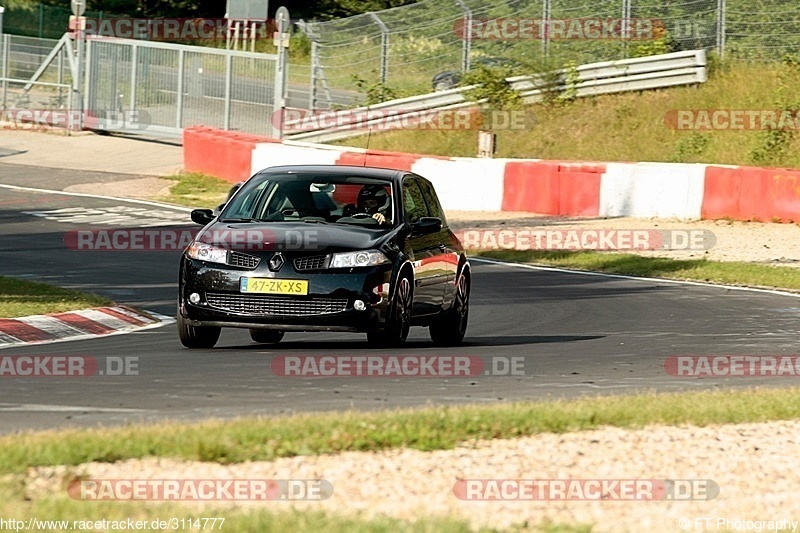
[{"left": 372, "top": 213, "right": 386, "bottom": 224}]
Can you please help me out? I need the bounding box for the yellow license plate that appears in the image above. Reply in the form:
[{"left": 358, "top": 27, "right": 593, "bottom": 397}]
[{"left": 240, "top": 278, "right": 308, "bottom": 295}]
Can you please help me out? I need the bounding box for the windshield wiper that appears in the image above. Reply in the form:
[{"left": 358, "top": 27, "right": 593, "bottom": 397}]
[{"left": 220, "top": 217, "right": 258, "bottom": 223}]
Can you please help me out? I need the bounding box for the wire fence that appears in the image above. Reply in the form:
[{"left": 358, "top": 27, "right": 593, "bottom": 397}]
[
  {"left": 299, "top": 0, "right": 799, "bottom": 107},
  {"left": 85, "top": 38, "right": 279, "bottom": 137},
  {"left": 2, "top": 2, "right": 122, "bottom": 39},
  {"left": 0, "top": 34, "right": 72, "bottom": 111}
]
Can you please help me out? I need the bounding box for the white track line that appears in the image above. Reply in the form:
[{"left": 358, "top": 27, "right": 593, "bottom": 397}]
[
  {"left": 0, "top": 404, "right": 147, "bottom": 413},
  {"left": 470, "top": 257, "right": 800, "bottom": 299},
  {"left": 0, "top": 183, "right": 192, "bottom": 211}
]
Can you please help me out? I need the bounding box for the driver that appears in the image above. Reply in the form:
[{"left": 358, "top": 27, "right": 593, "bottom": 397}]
[{"left": 344, "top": 184, "right": 390, "bottom": 224}]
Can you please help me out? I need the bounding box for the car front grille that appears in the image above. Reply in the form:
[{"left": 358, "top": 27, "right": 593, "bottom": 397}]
[
  {"left": 228, "top": 251, "right": 260, "bottom": 269},
  {"left": 293, "top": 255, "right": 329, "bottom": 271},
  {"left": 206, "top": 293, "right": 348, "bottom": 316}
]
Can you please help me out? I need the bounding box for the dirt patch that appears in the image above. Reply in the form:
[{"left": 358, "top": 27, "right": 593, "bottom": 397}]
[
  {"left": 25, "top": 420, "right": 800, "bottom": 531},
  {"left": 446, "top": 211, "right": 800, "bottom": 265},
  {"left": 64, "top": 177, "right": 175, "bottom": 199}
]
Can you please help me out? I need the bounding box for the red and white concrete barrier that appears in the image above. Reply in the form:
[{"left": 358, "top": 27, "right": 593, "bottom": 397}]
[
  {"left": 184, "top": 126, "right": 800, "bottom": 222},
  {"left": 0, "top": 306, "right": 164, "bottom": 349}
]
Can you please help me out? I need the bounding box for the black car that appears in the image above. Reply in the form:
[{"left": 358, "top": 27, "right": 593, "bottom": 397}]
[
  {"left": 178, "top": 165, "right": 470, "bottom": 349},
  {"left": 432, "top": 57, "right": 522, "bottom": 91}
]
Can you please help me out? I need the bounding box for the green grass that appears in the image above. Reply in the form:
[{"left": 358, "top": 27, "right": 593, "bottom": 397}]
[
  {"left": 158, "top": 171, "right": 235, "bottom": 208},
  {"left": 0, "top": 491, "right": 590, "bottom": 533},
  {"left": 0, "top": 276, "right": 112, "bottom": 318},
  {"left": 2, "top": 388, "right": 799, "bottom": 475},
  {"left": 0, "top": 496, "right": 485, "bottom": 533},
  {"left": 334, "top": 60, "right": 800, "bottom": 169},
  {"left": 476, "top": 250, "right": 800, "bottom": 290}
]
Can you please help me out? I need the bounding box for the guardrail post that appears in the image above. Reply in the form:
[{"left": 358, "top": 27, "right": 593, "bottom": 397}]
[
  {"left": 621, "top": 0, "right": 631, "bottom": 59},
  {"left": 310, "top": 39, "right": 319, "bottom": 110},
  {"left": 78, "top": 39, "right": 90, "bottom": 131},
  {"left": 58, "top": 45, "right": 65, "bottom": 106},
  {"left": 369, "top": 13, "right": 389, "bottom": 84},
  {"left": 542, "top": 0, "right": 551, "bottom": 61},
  {"left": 716, "top": 0, "right": 726, "bottom": 59},
  {"left": 455, "top": 0, "right": 471, "bottom": 72},
  {"left": 75, "top": 14, "right": 85, "bottom": 130},
  {"left": 176, "top": 49, "right": 184, "bottom": 129},
  {"left": 2, "top": 35, "right": 8, "bottom": 109},
  {"left": 129, "top": 44, "right": 137, "bottom": 117},
  {"left": 224, "top": 53, "right": 232, "bottom": 130},
  {"left": 272, "top": 6, "right": 290, "bottom": 139}
]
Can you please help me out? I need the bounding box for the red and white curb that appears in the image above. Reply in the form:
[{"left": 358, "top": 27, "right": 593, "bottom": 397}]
[{"left": 0, "top": 306, "right": 174, "bottom": 349}]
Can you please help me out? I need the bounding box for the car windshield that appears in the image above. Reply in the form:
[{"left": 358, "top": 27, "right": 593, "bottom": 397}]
[{"left": 219, "top": 173, "right": 395, "bottom": 227}]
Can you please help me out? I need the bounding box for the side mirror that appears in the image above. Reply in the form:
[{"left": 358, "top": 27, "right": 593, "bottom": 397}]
[
  {"left": 412, "top": 217, "right": 442, "bottom": 236},
  {"left": 191, "top": 209, "right": 215, "bottom": 226}
]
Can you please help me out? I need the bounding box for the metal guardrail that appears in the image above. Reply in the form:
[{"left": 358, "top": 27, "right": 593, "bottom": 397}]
[{"left": 285, "top": 49, "right": 707, "bottom": 143}]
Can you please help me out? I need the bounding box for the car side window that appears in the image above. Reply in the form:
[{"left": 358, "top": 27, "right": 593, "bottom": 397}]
[
  {"left": 402, "top": 178, "right": 429, "bottom": 223},
  {"left": 417, "top": 178, "right": 447, "bottom": 227},
  {"left": 224, "top": 179, "right": 273, "bottom": 219}
]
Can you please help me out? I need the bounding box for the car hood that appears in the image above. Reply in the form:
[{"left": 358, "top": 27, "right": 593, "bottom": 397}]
[{"left": 196, "top": 221, "right": 394, "bottom": 254}]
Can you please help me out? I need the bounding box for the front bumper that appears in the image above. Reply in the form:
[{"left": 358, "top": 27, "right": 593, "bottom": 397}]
[{"left": 179, "top": 256, "right": 394, "bottom": 332}]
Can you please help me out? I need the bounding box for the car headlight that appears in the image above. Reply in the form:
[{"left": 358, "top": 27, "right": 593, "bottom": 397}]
[
  {"left": 330, "top": 250, "right": 389, "bottom": 268},
  {"left": 186, "top": 242, "right": 228, "bottom": 264}
]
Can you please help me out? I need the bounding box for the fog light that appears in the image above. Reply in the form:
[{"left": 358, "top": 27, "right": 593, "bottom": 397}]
[
  {"left": 354, "top": 300, "right": 366, "bottom": 311},
  {"left": 189, "top": 293, "right": 201, "bottom": 304}
]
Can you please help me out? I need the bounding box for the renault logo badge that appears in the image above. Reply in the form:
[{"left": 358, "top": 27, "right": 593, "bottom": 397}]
[{"left": 268, "top": 252, "right": 285, "bottom": 272}]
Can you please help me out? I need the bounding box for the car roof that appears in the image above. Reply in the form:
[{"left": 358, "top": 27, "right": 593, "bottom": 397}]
[{"left": 255, "top": 165, "right": 405, "bottom": 182}]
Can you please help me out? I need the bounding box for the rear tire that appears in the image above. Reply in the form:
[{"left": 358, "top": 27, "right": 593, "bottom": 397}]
[
  {"left": 178, "top": 313, "right": 221, "bottom": 349},
  {"left": 249, "top": 329, "right": 284, "bottom": 344},
  {"left": 430, "top": 268, "right": 469, "bottom": 346},
  {"left": 367, "top": 273, "right": 413, "bottom": 347}
]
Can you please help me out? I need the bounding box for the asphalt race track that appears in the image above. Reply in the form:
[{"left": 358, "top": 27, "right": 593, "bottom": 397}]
[{"left": 2, "top": 164, "right": 800, "bottom": 434}]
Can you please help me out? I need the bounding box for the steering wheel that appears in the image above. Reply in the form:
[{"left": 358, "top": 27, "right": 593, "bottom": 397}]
[
  {"left": 282, "top": 208, "right": 318, "bottom": 218},
  {"left": 350, "top": 213, "right": 372, "bottom": 219}
]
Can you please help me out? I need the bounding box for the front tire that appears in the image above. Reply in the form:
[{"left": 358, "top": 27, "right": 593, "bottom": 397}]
[
  {"left": 178, "top": 313, "right": 221, "bottom": 349},
  {"left": 250, "top": 329, "right": 284, "bottom": 344},
  {"left": 430, "top": 268, "right": 469, "bottom": 346},
  {"left": 434, "top": 80, "right": 452, "bottom": 91},
  {"left": 367, "top": 273, "right": 413, "bottom": 347}
]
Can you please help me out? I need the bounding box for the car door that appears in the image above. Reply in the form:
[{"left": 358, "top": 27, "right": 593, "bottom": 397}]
[
  {"left": 416, "top": 177, "right": 459, "bottom": 307},
  {"left": 402, "top": 176, "right": 443, "bottom": 316}
]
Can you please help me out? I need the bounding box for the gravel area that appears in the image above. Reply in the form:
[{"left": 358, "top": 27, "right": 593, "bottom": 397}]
[
  {"left": 447, "top": 211, "right": 800, "bottom": 266},
  {"left": 64, "top": 177, "right": 175, "bottom": 199},
  {"left": 25, "top": 420, "right": 800, "bottom": 532}
]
